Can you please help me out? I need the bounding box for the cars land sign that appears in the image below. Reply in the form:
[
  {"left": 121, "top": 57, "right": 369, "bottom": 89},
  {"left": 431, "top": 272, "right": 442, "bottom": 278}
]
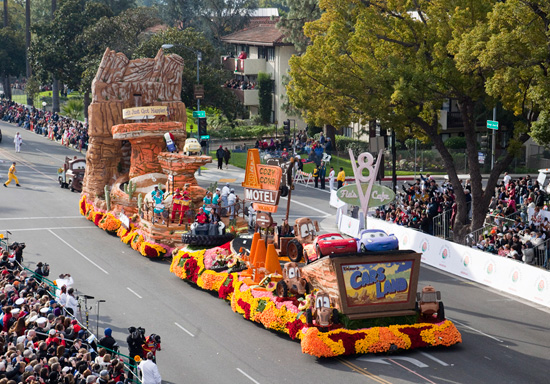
[
  {"left": 337, "top": 183, "right": 395, "bottom": 207},
  {"left": 342, "top": 260, "right": 413, "bottom": 306},
  {"left": 256, "top": 212, "right": 273, "bottom": 229}
]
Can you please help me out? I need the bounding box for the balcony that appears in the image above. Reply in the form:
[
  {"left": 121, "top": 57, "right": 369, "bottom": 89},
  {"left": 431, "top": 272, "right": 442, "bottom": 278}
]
[
  {"left": 228, "top": 88, "right": 259, "bottom": 106},
  {"left": 221, "top": 56, "right": 266, "bottom": 75}
]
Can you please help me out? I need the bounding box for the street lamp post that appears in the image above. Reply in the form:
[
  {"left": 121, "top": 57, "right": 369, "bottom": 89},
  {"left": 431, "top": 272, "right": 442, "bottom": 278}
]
[{"left": 42, "top": 101, "right": 47, "bottom": 113}]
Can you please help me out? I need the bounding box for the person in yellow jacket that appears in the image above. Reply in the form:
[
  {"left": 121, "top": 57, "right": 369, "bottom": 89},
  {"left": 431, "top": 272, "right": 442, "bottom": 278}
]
[
  {"left": 337, "top": 167, "right": 345, "bottom": 189},
  {"left": 312, "top": 164, "right": 320, "bottom": 188},
  {"left": 4, "top": 162, "right": 21, "bottom": 187}
]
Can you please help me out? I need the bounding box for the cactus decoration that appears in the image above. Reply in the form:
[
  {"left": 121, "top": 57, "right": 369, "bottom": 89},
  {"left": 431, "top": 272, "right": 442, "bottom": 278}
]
[
  {"left": 124, "top": 180, "right": 136, "bottom": 199},
  {"left": 137, "top": 193, "right": 143, "bottom": 217},
  {"left": 208, "top": 181, "right": 218, "bottom": 194},
  {"left": 104, "top": 185, "right": 111, "bottom": 211}
]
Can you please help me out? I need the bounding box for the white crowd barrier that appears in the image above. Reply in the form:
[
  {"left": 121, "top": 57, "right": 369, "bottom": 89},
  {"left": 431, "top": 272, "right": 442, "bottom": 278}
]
[{"left": 366, "top": 218, "right": 550, "bottom": 309}]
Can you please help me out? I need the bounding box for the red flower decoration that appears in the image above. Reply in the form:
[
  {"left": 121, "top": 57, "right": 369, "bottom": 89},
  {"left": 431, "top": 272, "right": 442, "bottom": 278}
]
[
  {"left": 328, "top": 330, "right": 366, "bottom": 355},
  {"left": 287, "top": 319, "right": 306, "bottom": 340},
  {"left": 398, "top": 326, "right": 431, "bottom": 348},
  {"left": 237, "top": 298, "right": 251, "bottom": 319},
  {"left": 184, "top": 258, "right": 199, "bottom": 283}
]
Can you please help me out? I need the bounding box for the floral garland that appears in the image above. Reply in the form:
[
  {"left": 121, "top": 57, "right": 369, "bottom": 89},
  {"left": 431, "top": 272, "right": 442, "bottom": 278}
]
[
  {"left": 79, "top": 194, "right": 171, "bottom": 258},
  {"left": 170, "top": 247, "right": 462, "bottom": 357},
  {"left": 98, "top": 213, "right": 122, "bottom": 234}
]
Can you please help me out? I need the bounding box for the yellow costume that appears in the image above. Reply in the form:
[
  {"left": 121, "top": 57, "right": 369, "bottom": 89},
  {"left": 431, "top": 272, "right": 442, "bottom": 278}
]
[{"left": 4, "top": 164, "right": 20, "bottom": 187}]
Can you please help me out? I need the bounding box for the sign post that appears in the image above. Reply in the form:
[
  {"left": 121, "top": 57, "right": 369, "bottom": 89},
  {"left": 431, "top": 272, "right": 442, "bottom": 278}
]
[{"left": 488, "top": 111, "right": 498, "bottom": 168}]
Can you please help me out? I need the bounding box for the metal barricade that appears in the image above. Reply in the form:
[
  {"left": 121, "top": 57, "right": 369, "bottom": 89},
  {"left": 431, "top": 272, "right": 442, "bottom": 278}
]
[{"left": 433, "top": 209, "right": 452, "bottom": 240}]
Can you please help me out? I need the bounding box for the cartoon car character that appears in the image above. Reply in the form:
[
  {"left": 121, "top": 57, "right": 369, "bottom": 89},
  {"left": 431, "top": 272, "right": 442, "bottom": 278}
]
[
  {"left": 183, "top": 138, "right": 202, "bottom": 156},
  {"left": 58, "top": 157, "right": 86, "bottom": 192},
  {"left": 357, "top": 229, "right": 399, "bottom": 253},
  {"left": 276, "top": 262, "right": 309, "bottom": 297},
  {"left": 303, "top": 233, "right": 357, "bottom": 263},
  {"left": 416, "top": 285, "right": 445, "bottom": 321},
  {"left": 305, "top": 291, "right": 339, "bottom": 328}
]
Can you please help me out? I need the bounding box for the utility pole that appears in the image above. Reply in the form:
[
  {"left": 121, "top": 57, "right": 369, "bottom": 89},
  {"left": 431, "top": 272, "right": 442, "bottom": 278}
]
[
  {"left": 491, "top": 106, "right": 496, "bottom": 169},
  {"left": 25, "top": 0, "right": 32, "bottom": 106}
]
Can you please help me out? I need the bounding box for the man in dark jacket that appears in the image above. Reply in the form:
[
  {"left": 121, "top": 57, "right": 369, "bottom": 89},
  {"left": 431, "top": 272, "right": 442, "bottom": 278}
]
[
  {"left": 98, "top": 328, "right": 118, "bottom": 353},
  {"left": 216, "top": 145, "right": 225, "bottom": 170}
]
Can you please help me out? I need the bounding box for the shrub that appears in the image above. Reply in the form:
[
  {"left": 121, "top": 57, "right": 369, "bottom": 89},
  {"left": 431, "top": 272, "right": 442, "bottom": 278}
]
[
  {"left": 335, "top": 135, "right": 370, "bottom": 153},
  {"left": 444, "top": 136, "right": 467, "bottom": 149}
]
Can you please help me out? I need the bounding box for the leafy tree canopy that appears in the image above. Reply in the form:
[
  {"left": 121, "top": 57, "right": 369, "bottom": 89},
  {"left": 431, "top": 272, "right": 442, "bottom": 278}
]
[
  {"left": 0, "top": 28, "right": 26, "bottom": 78},
  {"left": 30, "top": 0, "right": 113, "bottom": 90},
  {"left": 135, "top": 27, "right": 238, "bottom": 117},
  {"left": 276, "top": 0, "right": 321, "bottom": 53},
  {"left": 287, "top": 0, "right": 535, "bottom": 239}
]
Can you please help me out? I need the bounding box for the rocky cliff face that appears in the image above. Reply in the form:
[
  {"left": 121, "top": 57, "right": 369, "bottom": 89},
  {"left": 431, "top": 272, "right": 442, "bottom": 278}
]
[{"left": 83, "top": 48, "right": 188, "bottom": 199}]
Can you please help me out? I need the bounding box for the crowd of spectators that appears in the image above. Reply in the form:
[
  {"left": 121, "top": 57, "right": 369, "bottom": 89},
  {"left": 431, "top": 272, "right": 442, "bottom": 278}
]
[
  {"left": 372, "top": 173, "right": 458, "bottom": 236},
  {"left": 470, "top": 174, "right": 549, "bottom": 267},
  {"left": 222, "top": 79, "right": 256, "bottom": 90},
  {"left": 0, "top": 100, "right": 88, "bottom": 152},
  {"left": 0, "top": 242, "right": 156, "bottom": 384},
  {"left": 370, "top": 170, "right": 549, "bottom": 268}
]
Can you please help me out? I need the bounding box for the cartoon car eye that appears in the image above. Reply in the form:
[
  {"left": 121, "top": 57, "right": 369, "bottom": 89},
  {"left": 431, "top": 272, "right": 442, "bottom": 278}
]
[
  {"left": 316, "top": 297, "right": 323, "bottom": 308},
  {"left": 370, "top": 234, "right": 376, "bottom": 238},
  {"left": 323, "top": 297, "right": 330, "bottom": 308},
  {"left": 379, "top": 233, "right": 385, "bottom": 237},
  {"left": 288, "top": 268, "right": 296, "bottom": 279}
]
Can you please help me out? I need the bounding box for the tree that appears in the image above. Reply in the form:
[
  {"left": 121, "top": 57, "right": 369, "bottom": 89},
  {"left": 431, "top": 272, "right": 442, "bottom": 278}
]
[
  {"left": 276, "top": 0, "right": 321, "bottom": 53},
  {"left": 197, "top": 0, "right": 258, "bottom": 43},
  {"left": 30, "top": 0, "right": 113, "bottom": 97},
  {"left": 92, "top": 0, "right": 136, "bottom": 15},
  {"left": 257, "top": 71, "right": 272, "bottom": 123},
  {"left": 134, "top": 27, "right": 238, "bottom": 117},
  {"left": 0, "top": 28, "right": 26, "bottom": 98},
  {"left": 455, "top": 0, "right": 550, "bottom": 146},
  {"left": 287, "top": 0, "right": 531, "bottom": 241}
]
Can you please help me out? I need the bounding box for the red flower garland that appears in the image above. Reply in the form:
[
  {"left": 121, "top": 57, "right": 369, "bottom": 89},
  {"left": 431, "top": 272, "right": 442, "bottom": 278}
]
[
  {"left": 237, "top": 298, "right": 251, "bottom": 319},
  {"left": 328, "top": 331, "right": 367, "bottom": 355},
  {"left": 398, "top": 326, "right": 431, "bottom": 348},
  {"left": 287, "top": 319, "right": 306, "bottom": 340},
  {"left": 184, "top": 258, "right": 199, "bottom": 283},
  {"left": 218, "top": 275, "right": 234, "bottom": 300}
]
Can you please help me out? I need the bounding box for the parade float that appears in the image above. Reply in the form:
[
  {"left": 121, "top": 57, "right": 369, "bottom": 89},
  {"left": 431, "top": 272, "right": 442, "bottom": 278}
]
[{"left": 79, "top": 49, "right": 461, "bottom": 356}]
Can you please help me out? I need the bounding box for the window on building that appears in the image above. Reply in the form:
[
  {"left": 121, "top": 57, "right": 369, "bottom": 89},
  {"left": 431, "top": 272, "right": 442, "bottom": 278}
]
[
  {"left": 258, "top": 46, "right": 266, "bottom": 59},
  {"left": 267, "top": 47, "right": 275, "bottom": 61},
  {"left": 342, "top": 126, "right": 353, "bottom": 138}
]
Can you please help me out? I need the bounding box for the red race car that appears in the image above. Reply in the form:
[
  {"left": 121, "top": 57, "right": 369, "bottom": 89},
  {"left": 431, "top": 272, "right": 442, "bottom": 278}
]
[{"left": 304, "top": 233, "right": 357, "bottom": 263}]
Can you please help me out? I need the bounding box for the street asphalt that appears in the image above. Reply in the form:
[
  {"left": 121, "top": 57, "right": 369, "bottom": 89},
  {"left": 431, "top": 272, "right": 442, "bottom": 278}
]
[{"left": 0, "top": 120, "right": 549, "bottom": 384}]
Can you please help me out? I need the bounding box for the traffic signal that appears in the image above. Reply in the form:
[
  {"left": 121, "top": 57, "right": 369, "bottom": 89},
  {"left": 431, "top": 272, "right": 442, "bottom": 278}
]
[
  {"left": 283, "top": 119, "right": 291, "bottom": 136},
  {"left": 198, "top": 117, "right": 207, "bottom": 137},
  {"left": 480, "top": 135, "right": 489, "bottom": 152}
]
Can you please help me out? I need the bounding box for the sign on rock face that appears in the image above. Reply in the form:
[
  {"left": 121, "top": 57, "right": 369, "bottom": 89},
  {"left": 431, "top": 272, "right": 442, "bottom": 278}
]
[
  {"left": 122, "top": 106, "right": 168, "bottom": 120},
  {"left": 337, "top": 183, "right": 395, "bottom": 207}
]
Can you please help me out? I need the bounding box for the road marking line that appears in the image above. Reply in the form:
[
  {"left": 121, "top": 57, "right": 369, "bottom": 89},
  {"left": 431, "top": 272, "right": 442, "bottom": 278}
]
[
  {"left": 1, "top": 227, "right": 93, "bottom": 232},
  {"left": 279, "top": 196, "right": 330, "bottom": 216},
  {"left": 419, "top": 351, "right": 449, "bottom": 366},
  {"left": 388, "top": 358, "right": 437, "bottom": 384},
  {"left": 174, "top": 322, "right": 195, "bottom": 337},
  {"left": 35, "top": 148, "right": 68, "bottom": 162},
  {"left": 337, "top": 358, "right": 393, "bottom": 384},
  {"left": 0, "top": 148, "right": 56, "bottom": 181},
  {"left": 236, "top": 368, "right": 260, "bottom": 384},
  {"left": 48, "top": 229, "right": 109, "bottom": 275},
  {"left": 447, "top": 317, "right": 503, "bottom": 342},
  {"left": 0, "top": 216, "right": 82, "bottom": 221},
  {"left": 126, "top": 287, "right": 142, "bottom": 299}
]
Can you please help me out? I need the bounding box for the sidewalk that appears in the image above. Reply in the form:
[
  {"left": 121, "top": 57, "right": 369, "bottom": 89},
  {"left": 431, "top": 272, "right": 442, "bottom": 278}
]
[{"left": 195, "top": 162, "right": 245, "bottom": 186}]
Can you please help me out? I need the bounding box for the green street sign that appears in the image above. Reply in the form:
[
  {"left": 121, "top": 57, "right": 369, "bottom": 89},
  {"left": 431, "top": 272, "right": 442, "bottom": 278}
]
[
  {"left": 193, "top": 111, "right": 206, "bottom": 118},
  {"left": 337, "top": 183, "right": 395, "bottom": 207},
  {"left": 487, "top": 120, "right": 499, "bottom": 130},
  {"left": 200, "top": 135, "right": 210, "bottom": 140}
]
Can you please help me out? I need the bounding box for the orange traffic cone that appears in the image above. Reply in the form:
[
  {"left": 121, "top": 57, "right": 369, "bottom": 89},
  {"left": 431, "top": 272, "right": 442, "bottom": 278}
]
[
  {"left": 253, "top": 239, "right": 267, "bottom": 283},
  {"left": 265, "top": 244, "right": 282, "bottom": 276},
  {"left": 241, "top": 232, "right": 260, "bottom": 277}
]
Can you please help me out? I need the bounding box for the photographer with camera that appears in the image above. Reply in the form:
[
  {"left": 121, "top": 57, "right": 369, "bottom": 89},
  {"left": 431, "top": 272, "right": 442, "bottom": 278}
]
[
  {"left": 127, "top": 326, "right": 146, "bottom": 373},
  {"left": 34, "top": 262, "right": 50, "bottom": 278}
]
